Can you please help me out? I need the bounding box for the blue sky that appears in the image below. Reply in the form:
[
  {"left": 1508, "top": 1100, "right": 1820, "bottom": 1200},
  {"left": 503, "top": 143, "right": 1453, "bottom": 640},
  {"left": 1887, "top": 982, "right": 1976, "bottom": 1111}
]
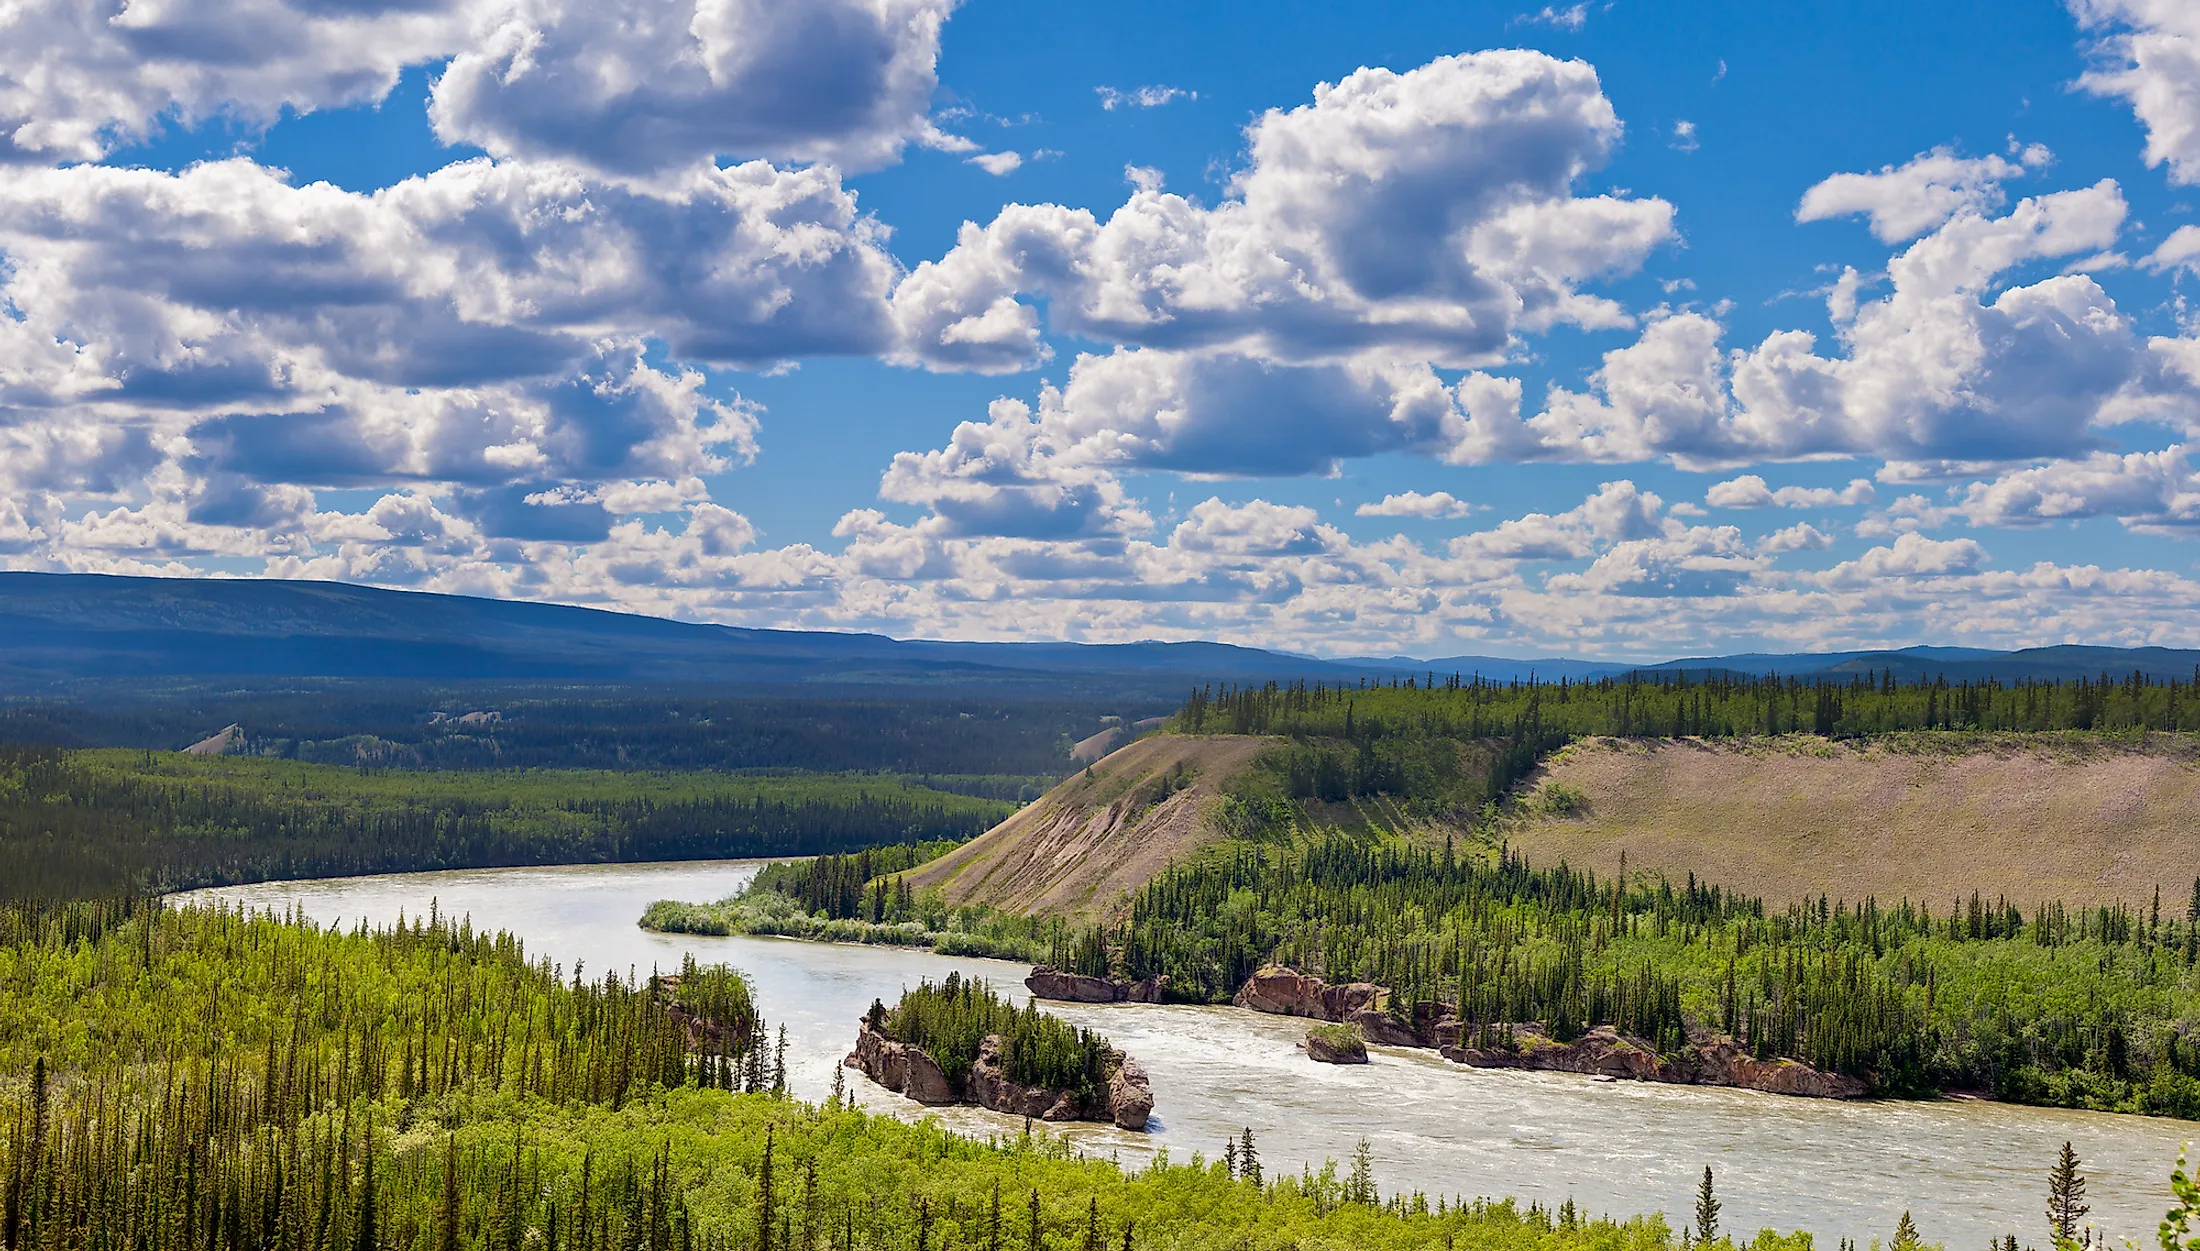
[{"left": 3, "top": 0, "right": 2199, "bottom": 659}]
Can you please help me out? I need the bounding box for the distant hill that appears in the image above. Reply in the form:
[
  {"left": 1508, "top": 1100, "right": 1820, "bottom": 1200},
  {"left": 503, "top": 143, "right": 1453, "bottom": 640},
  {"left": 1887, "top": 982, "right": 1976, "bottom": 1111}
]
[
  {"left": 0, "top": 572, "right": 1359, "bottom": 694},
  {"left": 1, "top": 572, "right": 2194, "bottom": 692}
]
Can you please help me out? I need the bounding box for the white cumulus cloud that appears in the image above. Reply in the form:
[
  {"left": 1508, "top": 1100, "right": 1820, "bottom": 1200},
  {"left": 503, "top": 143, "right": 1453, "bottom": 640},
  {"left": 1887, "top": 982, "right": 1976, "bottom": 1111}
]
[
  {"left": 1358, "top": 491, "right": 1471, "bottom": 519},
  {"left": 2073, "top": 0, "right": 2200, "bottom": 185},
  {"left": 1796, "top": 145, "right": 2048, "bottom": 243}
]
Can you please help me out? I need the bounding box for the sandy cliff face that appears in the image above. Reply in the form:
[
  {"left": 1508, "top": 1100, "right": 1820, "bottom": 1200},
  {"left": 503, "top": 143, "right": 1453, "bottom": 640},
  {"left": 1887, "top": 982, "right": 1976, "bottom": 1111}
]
[
  {"left": 903, "top": 735, "right": 1271, "bottom": 920},
  {"left": 1511, "top": 736, "right": 2200, "bottom": 907}
]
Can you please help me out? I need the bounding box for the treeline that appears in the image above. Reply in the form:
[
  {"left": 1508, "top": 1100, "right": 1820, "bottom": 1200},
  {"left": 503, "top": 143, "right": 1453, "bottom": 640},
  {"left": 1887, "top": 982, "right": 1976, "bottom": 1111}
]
[
  {"left": 0, "top": 896, "right": 1880, "bottom": 1251},
  {"left": 1, "top": 684, "right": 1123, "bottom": 775},
  {"left": 868, "top": 974, "right": 1117, "bottom": 1097},
  {"left": 1047, "top": 835, "right": 2200, "bottom": 1116},
  {"left": 1178, "top": 667, "right": 2200, "bottom": 741},
  {"left": 0, "top": 746, "right": 1011, "bottom": 900},
  {"left": 751, "top": 843, "right": 961, "bottom": 920}
]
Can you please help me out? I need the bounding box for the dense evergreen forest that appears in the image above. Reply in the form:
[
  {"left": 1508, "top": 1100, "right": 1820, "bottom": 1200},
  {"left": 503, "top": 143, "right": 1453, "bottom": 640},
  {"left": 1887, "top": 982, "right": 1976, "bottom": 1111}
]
[
  {"left": 0, "top": 682, "right": 1130, "bottom": 776},
  {"left": 0, "top": 896, "right": 1871, "bottom": 1251},
  {"left": 0, "top": 748, "right": 1013, "bottom": 900},
  {"left": 870, "top": 974, "right": 1119, "bottom": 1098}
]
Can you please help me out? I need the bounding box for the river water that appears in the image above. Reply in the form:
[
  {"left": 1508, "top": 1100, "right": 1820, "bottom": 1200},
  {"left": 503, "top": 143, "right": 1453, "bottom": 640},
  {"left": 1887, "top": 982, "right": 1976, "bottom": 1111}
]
[{"left": 182, "top": 860, "right": 2189, "bottom": 1248}]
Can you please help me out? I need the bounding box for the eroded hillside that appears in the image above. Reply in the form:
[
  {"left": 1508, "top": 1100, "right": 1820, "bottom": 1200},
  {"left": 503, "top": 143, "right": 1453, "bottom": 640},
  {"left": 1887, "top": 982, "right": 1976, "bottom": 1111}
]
[
  {"left": 903, "top": 733, "right": 1269, "bottom": 918},
  {"left": 1511, "top": 735, "right": 2200, "bottom": 906}
]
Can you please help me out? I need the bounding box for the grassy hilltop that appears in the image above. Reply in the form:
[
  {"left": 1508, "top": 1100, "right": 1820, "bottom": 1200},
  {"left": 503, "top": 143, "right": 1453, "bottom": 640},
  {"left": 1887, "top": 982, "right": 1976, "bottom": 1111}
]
[{"left": 1510, "top": 735, "right": 2200, "bottom": 908}]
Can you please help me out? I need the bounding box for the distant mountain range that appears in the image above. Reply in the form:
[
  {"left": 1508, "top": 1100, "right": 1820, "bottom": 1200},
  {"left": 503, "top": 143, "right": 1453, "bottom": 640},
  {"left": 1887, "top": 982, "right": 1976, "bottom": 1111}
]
[{"left": 0, "top": 571, "right": 2192, "bottom": 692}]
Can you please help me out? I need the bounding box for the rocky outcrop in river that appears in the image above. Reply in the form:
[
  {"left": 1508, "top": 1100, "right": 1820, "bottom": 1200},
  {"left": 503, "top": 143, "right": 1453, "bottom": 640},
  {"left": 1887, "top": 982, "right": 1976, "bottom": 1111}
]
[
  {"left": 1235, "top": 964, "right": 1867, "bottom": 1100},
  {"left": 1440, "top": 1024, "right": 1867, "bottom": 1098},
  {"left": 1302, "top": 1025, "right": 1369, "bottom": 1064},
  {"left": 846, "top": 1022, "right": 1155, "bottom": 1129},
  {"left": 1024, "top": 965, "right": 1169, "bottom": 1004}
]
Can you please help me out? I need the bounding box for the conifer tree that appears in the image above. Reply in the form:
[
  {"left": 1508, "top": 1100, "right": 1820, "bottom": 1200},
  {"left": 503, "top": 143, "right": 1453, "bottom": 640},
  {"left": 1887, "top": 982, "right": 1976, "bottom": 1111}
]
[
  {"left": 756, "top": 1123, "right": 777, "bottom": 1251},
  {"left": 1238, "top": 1128, "right": 1261, "bottom": 1187},
  {"left": 354, "top": 1123, "right": 377, "bottom": 1251},
  {"left": 1027, "top": 1188, "right": 1043, "bottom": 1251},
  {"left": 438, "top": 1135, "right": 460, "bottom": 1251},
  {"left": 1891, "top": 1211, "right": 1923, "bottom": 1251},
  {"left": 1694, "top": 1167, "right": 1720, "bottom": 1244},
  {"left": 2048, "top": 1141, "right": 2089, "bottom": 1247},
  {"left": 1348, "top": 1139, "right": 1376, "bottom": 1205}
]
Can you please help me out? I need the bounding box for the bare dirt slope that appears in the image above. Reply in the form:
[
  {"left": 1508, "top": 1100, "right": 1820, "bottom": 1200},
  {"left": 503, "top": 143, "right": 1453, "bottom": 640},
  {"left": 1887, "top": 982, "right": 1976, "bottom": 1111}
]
[
  {"left": 1512, "top": 736, "right": 2200, "bottom": 907},
  {"left": 905, "top": 733, "right": 1270, "bottom": 919}
]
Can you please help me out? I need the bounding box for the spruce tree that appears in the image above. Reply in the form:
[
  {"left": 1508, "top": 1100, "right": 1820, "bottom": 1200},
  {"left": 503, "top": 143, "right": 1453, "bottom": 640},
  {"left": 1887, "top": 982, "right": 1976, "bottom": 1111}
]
[
  {"left": 1891, "top": 1211, "right": 1922, "bottom": 1251},
  {"left": 437, "top": 1135, "right": 459, "bottom": 1251},
  {"left": 756, "top": 1123, "right": 777, "bottom": 1251},
  {"left": 1694, "top": 1166, "right": 1720, "bottom": 1244},
  {"left": 2048, "top": 1141, "right": 2089, "bottom": 1247},
  {"left": 1238, "top": 1128, "right": 1261, "bottom": 1187},
  {"left": 1348, "top": 1139, "right": 1376, "bottom": 1206},
  {"left": 1027, "top": 1188, "right": 1043, "bottom": 1251},
  {"left": 353, "top": 1123, "right": 377, "bottom": 1251}
]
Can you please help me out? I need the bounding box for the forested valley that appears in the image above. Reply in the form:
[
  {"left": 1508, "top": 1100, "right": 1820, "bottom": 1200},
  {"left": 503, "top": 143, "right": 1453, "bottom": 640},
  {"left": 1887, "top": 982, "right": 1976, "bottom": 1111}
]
[
  {"left": 0, "top": 683, "right": 1130, "bottom": 777},
  {"left": 662, "top": 671, "right": 2200, "bottom": 1119},
  {"left": 0, "top": 895, "right": 1850, "bottom": 1251},
  {"left": 0, "top": 747, "right": 1014, "bottom": 901}
]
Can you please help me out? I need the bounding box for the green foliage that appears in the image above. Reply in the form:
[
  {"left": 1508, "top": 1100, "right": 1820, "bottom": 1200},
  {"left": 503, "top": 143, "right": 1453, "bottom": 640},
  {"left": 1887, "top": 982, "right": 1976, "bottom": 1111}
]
[
  {"left": 2160, "top": 1149, "right": 2200, "bottom": 1251},
  {"left": 641, "top": 878, "right": 1049, "bottom": 962},
  {"left": 0, "top": 745, "right": 1012, "bottom": 900},
  {"left": 877, "top": 974, "right": 1117, "bottom": 1097},
  {"left": 751, "top": 843, "right": 964, "bottom": 917},
  {"left": 1541, "top": 783, "right": 1590, "bottom": 817},
  {"left": 1175, "top": 667, "right": 2200, "bottom": 742},
  {"left": 1306, "top": 1022, "right": 1366, "bottom": 1051}
]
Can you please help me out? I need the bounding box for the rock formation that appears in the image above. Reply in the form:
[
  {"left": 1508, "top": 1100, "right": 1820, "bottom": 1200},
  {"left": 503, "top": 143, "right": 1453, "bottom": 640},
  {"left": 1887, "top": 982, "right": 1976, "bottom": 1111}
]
[
  {"left": 846, "top": 1020, "right": 957, "bottom": 1104},
  {"left": 1235, "top": 965, "right": 1868, "bottom": 1099},
  {"left": 1438, "top": 1023, "right": 1865, "bottom": 1097},
  {"left": 1231, "top": 965, "right": 1383, "bottom": 1020},
  {"left": 845, "top": 1021, "right": 1156, "bottom": 1129},
  {"left": 1302, "top": 1026, "right": 1369, "bottom": 1064},
  {"left": 1024, "top": 965, "right": 1169, "bottom": 1004}
]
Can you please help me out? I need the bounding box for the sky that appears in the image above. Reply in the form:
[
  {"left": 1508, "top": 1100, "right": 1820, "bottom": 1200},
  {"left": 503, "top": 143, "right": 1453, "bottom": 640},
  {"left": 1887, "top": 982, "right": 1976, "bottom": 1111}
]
[{"left": 3, "top": 1, "right": 2200, "bottom": 660}]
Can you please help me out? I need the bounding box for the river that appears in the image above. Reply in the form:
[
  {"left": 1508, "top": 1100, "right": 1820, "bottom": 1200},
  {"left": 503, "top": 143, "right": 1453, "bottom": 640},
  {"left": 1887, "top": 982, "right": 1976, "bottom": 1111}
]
[{"left": 181, "top": 859, "right": 2188, "bottom": 1248}]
